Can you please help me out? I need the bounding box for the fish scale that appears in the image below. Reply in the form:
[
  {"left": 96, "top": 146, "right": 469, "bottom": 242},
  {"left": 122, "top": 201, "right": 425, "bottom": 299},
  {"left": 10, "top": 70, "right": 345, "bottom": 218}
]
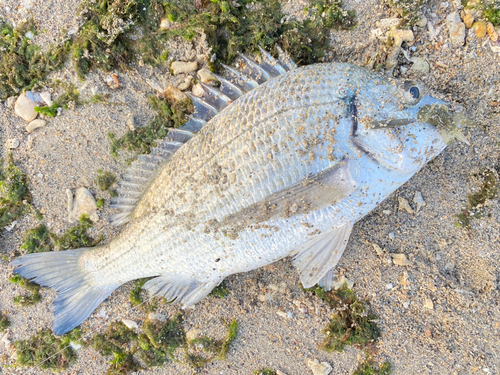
[{"left": 11, "top": 53, "right": 461, "bottom": 335}]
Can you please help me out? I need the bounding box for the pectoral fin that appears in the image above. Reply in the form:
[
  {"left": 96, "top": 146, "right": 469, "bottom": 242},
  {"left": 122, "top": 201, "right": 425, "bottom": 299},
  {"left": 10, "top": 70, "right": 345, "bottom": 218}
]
[
  {"left": 294, "top": 222, "right": 353, "bottom": 288},
  {"left": 222, "top": 159, "right": 356, "bottom": 227}
]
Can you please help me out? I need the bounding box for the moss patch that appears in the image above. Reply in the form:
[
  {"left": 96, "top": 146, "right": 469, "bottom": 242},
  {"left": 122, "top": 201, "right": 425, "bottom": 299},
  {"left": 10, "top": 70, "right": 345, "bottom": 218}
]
[
  {"left": 209, "top": 280, "right": 230, "bottom": 299},
  {"left": 108, "top": 94, "right": 191, "bottom": 161},
  {"left": 483, "top": 1, "right": 500, "bottom": 26},
  {"left": 456, "top": 169, "right": 498, "bottom": 229},
  {"left": 96, "top": 169, "right": 118, "bottom": 197},
  {"left": 305, "top": 283, "right": 380, "bottom": 352},
  {"left": 353, "top": 356, "right": 392, "bottom": 375},
  {"left": 14, "top": 329, "right": 82, "bottom": 371},
  {"left": 0, "top": 19, "right": 68, "bottom": 100},
  {"left": 0, "top": 153, "right": 32, "bottom": 230},
  {"left": 56, "top": 215, "right": 99, "bottom": 250},
  {"left": 254, "top": 369, "right": 276, "bottom": 375},
  {"left": 384, "top": 0, "right": 429, "bottom": 26},
  {"left": 20, "top": 224, "right": 54, "bottom": 254},
  {"left": 0, "top": 313, "right": 11, "bottom": 333},
  {"left": 9, "top": 274, "right": 42, "bottom": 306}
]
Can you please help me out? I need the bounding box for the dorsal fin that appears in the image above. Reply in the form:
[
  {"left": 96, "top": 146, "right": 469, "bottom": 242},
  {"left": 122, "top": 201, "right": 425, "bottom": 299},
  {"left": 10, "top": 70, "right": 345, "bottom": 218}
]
[{"left": 109, "top": 47, "right": 297, "bottom": 226}]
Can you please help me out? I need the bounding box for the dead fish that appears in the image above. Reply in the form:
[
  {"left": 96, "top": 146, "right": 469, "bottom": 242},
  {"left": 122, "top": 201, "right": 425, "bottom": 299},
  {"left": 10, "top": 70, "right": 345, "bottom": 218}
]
[{"left": 11, "top": 47, "right": 467, "bottom": 335}]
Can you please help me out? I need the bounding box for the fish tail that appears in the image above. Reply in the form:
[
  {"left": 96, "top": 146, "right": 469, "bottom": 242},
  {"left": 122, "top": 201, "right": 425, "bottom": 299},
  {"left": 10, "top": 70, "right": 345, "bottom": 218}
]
[{"left": 10, "top": 247, "right": 118, "bottom": 335}]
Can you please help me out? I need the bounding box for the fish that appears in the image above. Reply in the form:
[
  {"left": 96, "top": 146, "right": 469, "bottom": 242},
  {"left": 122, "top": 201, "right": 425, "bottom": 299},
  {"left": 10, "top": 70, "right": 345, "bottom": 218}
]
[{"left": 11, "top": 47, "right": 467, "bottom": 335}]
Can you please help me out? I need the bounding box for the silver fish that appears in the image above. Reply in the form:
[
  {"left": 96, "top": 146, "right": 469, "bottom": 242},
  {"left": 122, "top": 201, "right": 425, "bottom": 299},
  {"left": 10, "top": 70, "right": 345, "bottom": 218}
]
[{"left": 11, "top": 48, "right": 465, "bottom": 335}]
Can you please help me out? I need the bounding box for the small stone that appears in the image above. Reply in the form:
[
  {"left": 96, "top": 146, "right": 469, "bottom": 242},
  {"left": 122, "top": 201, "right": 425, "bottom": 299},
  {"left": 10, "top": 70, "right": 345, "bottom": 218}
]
[
  {"left": 382, "top": 209, "right": 391, "bottom": 215},
  {"left": 6, "top": 138, "right": 20, "bottom": 149},
  {"left": 105, "top": 74, "right": 119, "bottom": 89},
  {"left": 67, "top": 187, "right": 97, "bottom": 223},
  {"left": 160, "top": 18, "right": 171, "bottom": 29},
  {"left": 1, "top": 332, "right": 15, "bottom": 352},
  {"left": 388, "top": 232, "right": 395, "bottom": 239},
  {"left": 413, "top": 191, "right": 425, "bottom": 212},
  {"left": 375, "top": 18, "right": 403, "bottom": 29},
  {"left": 40, "top": 92, "right": 53, "bottom": 106},
  {"left": 192, "top": 83, "right": 205, "bottom": 97},
  {"left": 415, "top": 15, "right": 428, "bottom": 28},
  {"left": 165, "top": 86, "right": 189, "bottom": 103},
  {"left": 472, "top": 21, "right": 487, "bottom": 39},
  {"left": 372, "top": 243, "right": 384, "bottom": 256},
  {"left": 307, "top": 358, "right": 332, "bottom": 375},
  {"left": 332, "top": 275, "right": 354, "bottom": 290},
  {"left": 486, "top": 22, "right": 498, "bottom": 42},
  {"left": 276, "top": 311, "right": 288, "bottom": 319},
  {"left": 147, "top": 312, "right": 167, "bottom": 322},
  {"left": 398, "top": 196, "right": 414, "bottom": 214},
  {"left": 98, "top": 309, "right": 107, "bottom": 318},
  {"left": 14, "top": 93, "right": 38, "bottom": 122},
  {"left": 386, "top": 283, "right": 393, "bottom": 290},
  {"left": 198, "top": 68, "right": 216, "bottom": 84},
  {"left": 446, "top": 12, "right": 466, "bottom": 46},
  {"left": 5, "top": 96, "right": 17, "bottom": 109},
  {"left": 177, "top": 76, "right": 193, "bottom": 91},
  {"left": 26, "top": 119, "right": 47, "bottom": 133},
  {"left": 391, "top": 253, "right": 413, "bottom": 266},
  {"left": 186, "top": 328, "right": 201, "bottom": 341},
  {"left": 69, "top": 341, "right": 82, "bottom": 350},
  {"left": 276, "top": 370, "right": 288, "bottom": 375},
  {"left": 126, "top": 114, "right": 135, "bottom": 131},
  {"left": 409, "top": 57, "right": 430, "bottom": 73},
  {"left": 171, "top": 61, "right": 198, "bottom": 75},
  {"left": 423, "top": 298, "right": 434, "bottom": 309},
  {"left": 122, "top": 319, "right": 138, "bottom": 329},
  {"left": 90, "top": 212, "right": 99, "bottom": 222},
  {"left": 462, "top": 12, "right": 474, "bottom": 29}
]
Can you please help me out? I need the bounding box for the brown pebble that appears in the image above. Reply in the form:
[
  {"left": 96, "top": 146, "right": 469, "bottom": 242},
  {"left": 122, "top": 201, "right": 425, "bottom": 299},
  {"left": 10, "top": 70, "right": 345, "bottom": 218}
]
[
  {"left": 486, "top": 22, "right": 498, "bottom": 42},
  {"left": 472, "top": 21, "right": 487, "bottom": 39},
  {"left": 462, "top": 12, "right": 474, "bottom": 29}
]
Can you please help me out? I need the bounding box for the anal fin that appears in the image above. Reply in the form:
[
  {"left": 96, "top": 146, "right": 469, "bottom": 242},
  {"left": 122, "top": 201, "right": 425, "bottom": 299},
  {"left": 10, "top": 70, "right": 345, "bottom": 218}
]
[
  {"left": 294, "top": 222, "right": 353, "bottom": 288},
  {"left": 143, "top": 277, "right": 220, "bottom": 308}
]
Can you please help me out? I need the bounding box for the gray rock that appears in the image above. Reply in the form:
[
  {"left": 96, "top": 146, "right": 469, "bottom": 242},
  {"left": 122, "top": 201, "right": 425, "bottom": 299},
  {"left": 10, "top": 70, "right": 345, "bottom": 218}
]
[
  {"left": 446, "top": 12, "right": 466, "bottom": 46},
  {"left": 6, "top": 138, "right": 20, "bottom": 149},
  {"left": 26, "top": 119, "right": 47, "bottom": 133},
  {"left": 307, "top": 359, "right": 332, "bottom": 375},
  {"left": 14, "top": 93, "right": 38, "bottom": 122},
  {"left": 67, "top": 187, "right": 98, "bottom": 223},
  {"left": 40, "top": 92, "right": 53, "bottom": 106},
  {"left": 198, "top": 68, "right": 215, "bottom": 83},
  {"left": 171, "top": 61, "right": 198, "bottom": 75}
]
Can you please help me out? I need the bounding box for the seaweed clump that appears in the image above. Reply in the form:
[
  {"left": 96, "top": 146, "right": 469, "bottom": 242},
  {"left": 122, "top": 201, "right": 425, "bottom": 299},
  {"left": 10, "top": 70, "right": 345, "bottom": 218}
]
[
  {"left": 483, "top": 1, "right": 500, "bottom": 26},
  {"left": 209, "top": 280, "right": 230, "bottom": 299},
  {"left": 13, "top": 329, "right": 82, "bottom": 371},
  {"left": 0, "top": 313, "right": 10, "bottom": 333},
  {"left": 0, "top": 153, "right": 31, "bottom": 230},
  {"left": 0, "top": 19, "right": 68, "bottom": 100},
  {"left": 254, "top": 369, "right": 276, "bottom": 375},
  {"left": 8, "top": 274, "right": 42, "bottom": 306},
  {"left": 55, "top": 215, "right": 99, "bottom": 250},
  {"left": 352, "top": 357, "right": 392, "bottom": 375},
  {"left": 456, "top": 169, "right": 498, "bottom": 229},
  {"left": 163, "top": 0, "right": 355, "bottom": 67},
  {"left": 304, "top": 283, "right": 380, "bottom": 352},
  {"left": 20, "top": 224, "right": 54, "bottom": 253}
]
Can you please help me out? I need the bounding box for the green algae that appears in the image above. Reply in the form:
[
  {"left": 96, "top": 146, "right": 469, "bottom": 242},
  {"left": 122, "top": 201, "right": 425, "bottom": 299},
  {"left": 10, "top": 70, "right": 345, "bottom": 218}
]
[
  {"left": 96, "top": 169, "right": 118, "bottom": 197},
  {"left": 20, "top": 224, "right": 54, "bottom": 254},
  {"left": 254, "top": 369, "right": 276, "bottom": 375},
  {"left": 0, "top": 153, "right": 32, "bottom": 230},
  {"left": 0, "top": 313, "right": 11, "bottom": 333},
  {"left": 55, "top": 215, "right": 99, "bottom": 250},
  {"left": 8, "top": 274, "right": 42, "bottom": 306},
  {"left": 384, "top": 0, "right": 429, "bottom": 26},
  {"left": 456, "top": 169, "right": 498, "bottom": 229},
  {"left": 209, "top": 280, "right": 230, "bottom": 299},
  {"left": 13, "top": 329, "right": 82, "bottom": 371},
  {"left": 352, "top": 357, "right": 392, "bottom": 375},
  {"left": 34, "top": 81, "right": 81, "bottom": 117},
  {"left": 304, "top": 283, "right": 380, "bottom": 352}
]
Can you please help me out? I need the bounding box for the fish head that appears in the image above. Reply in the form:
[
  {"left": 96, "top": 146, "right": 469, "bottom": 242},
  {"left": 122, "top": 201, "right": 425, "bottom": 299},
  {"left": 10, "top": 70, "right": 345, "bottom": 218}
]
[{"left": 351, "top": 71, "right": 469, "bottom": 171}]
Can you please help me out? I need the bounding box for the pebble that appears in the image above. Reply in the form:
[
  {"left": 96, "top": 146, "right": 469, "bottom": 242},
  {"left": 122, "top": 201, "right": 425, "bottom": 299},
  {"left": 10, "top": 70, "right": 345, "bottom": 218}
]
[
  {"left": 415, "top": 15, "right": 428, "bottom": 28},
  {"left": 67, "top": 187, "right": 98, "bottom": 223},
  {"left": 409, "top": 57, "right": 430, "bottom": 73},
  {"left": 307, "top": 358, "right": 332, "bottom": 375},
  {"left": 40, "top": 92, "right": 52, "bottom": 106},
  {"left": 423, "top": 298, "right": 434, "bottom": 309},
  {"left": 122, "top": 319, "right": 138, "bottom": 329},
  {"left": 147, "top": 312, "right": 167, "bottom": 322},
  {"left": 372, "top": 243, "right": 384, "bottom": 256},
  {"left": 26, "top": 119, "right": 47, "bottom": 133},
  {"left": 160, "top": 18, "right": 171, "bottom": 29},
  {"left": 198, "top": 68, "right": 216, "bottom": 84},
  {"left": 486, "top": 22, "right": 498, "bottom": 42},
  {"left": 192, "top": 83, "right": 205, "bottom": 97},
  {"left": 276, "top": 370, "right": 288, "bottom": 375},
  {"left": 413, "top": 191, "right": 426, "bottom": 212},
  {"left": 6, "top": 138, "right": 20, "bottom": 149},
  {"left": 472, "top": 21, "right": 487, "bottom": 39},
  {"left": 391, "top": 253, "right": 413, "bottom": 266},
  {"left": 126, "top": 114, "right": 135, "bottom": 131},
  {"left": 165, "top": 85, "right": 189, "bottom": 103},
  {"left": 177, "top": 76, "right": 193, "bottom": 91},
  {"left": 446, "top": 12, "right": 466, "bottom": 46},
  {"left": 385, "top": 29, "right": 414, "bottom": 74},
  {"left": 386, "top": 283, "right": 394, "bottom": 290},
  {"left": 186, "top": 328, "right": 201, "bottom": 341},
  {"left": 105, "top": 74, "right": 120, "bottom": 89},
  {"left": 388, "top": 232, "right": 395, "bottom": 239},
  {"left": 14, "top": 93, "right": 38, "bottom": 122},
  {"left": 398, "top": 196, "right": 414, "bottom": 214},
  {"left": 375, "top": 18, "right": 402, "bottom": 30},
  {"left": 332, "top": 275, "right": 354, "bottom": 290},
  {"left": 5, "top": 96, "right": 17, "bottom": 109},
  {"left": 1, "top": 332, "right": 15, "bottom": 352},
  {"left": 171, "top": 61, "right": 198, "bottom": 75},
  {"left": 462, "top": 11, "right": 474, "bottom": 29}
]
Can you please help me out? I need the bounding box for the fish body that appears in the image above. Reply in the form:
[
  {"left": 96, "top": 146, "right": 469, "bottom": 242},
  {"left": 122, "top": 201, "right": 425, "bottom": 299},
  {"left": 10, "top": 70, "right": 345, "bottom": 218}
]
[{"left": 12, "top": 58, "right": 456, "bottom": 335}]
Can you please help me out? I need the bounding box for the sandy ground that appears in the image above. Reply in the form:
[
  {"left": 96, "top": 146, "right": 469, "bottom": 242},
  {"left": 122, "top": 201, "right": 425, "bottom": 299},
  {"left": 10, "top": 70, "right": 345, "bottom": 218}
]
[{"left": 1, "top": 0, "right": 500, "bottom": 374}]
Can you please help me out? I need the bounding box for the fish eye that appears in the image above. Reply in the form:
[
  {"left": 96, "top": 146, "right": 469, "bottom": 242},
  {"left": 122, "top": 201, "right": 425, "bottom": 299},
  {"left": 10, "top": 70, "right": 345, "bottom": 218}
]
[{"left": 402, "top": 80, "right": 422, "bottom": 105}]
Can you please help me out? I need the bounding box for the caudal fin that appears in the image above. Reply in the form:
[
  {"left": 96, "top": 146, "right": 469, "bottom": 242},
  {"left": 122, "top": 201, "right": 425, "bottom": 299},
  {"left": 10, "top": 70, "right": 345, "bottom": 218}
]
[{"left": 10, "top": 248, "right": 118, "bottom": 335}]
